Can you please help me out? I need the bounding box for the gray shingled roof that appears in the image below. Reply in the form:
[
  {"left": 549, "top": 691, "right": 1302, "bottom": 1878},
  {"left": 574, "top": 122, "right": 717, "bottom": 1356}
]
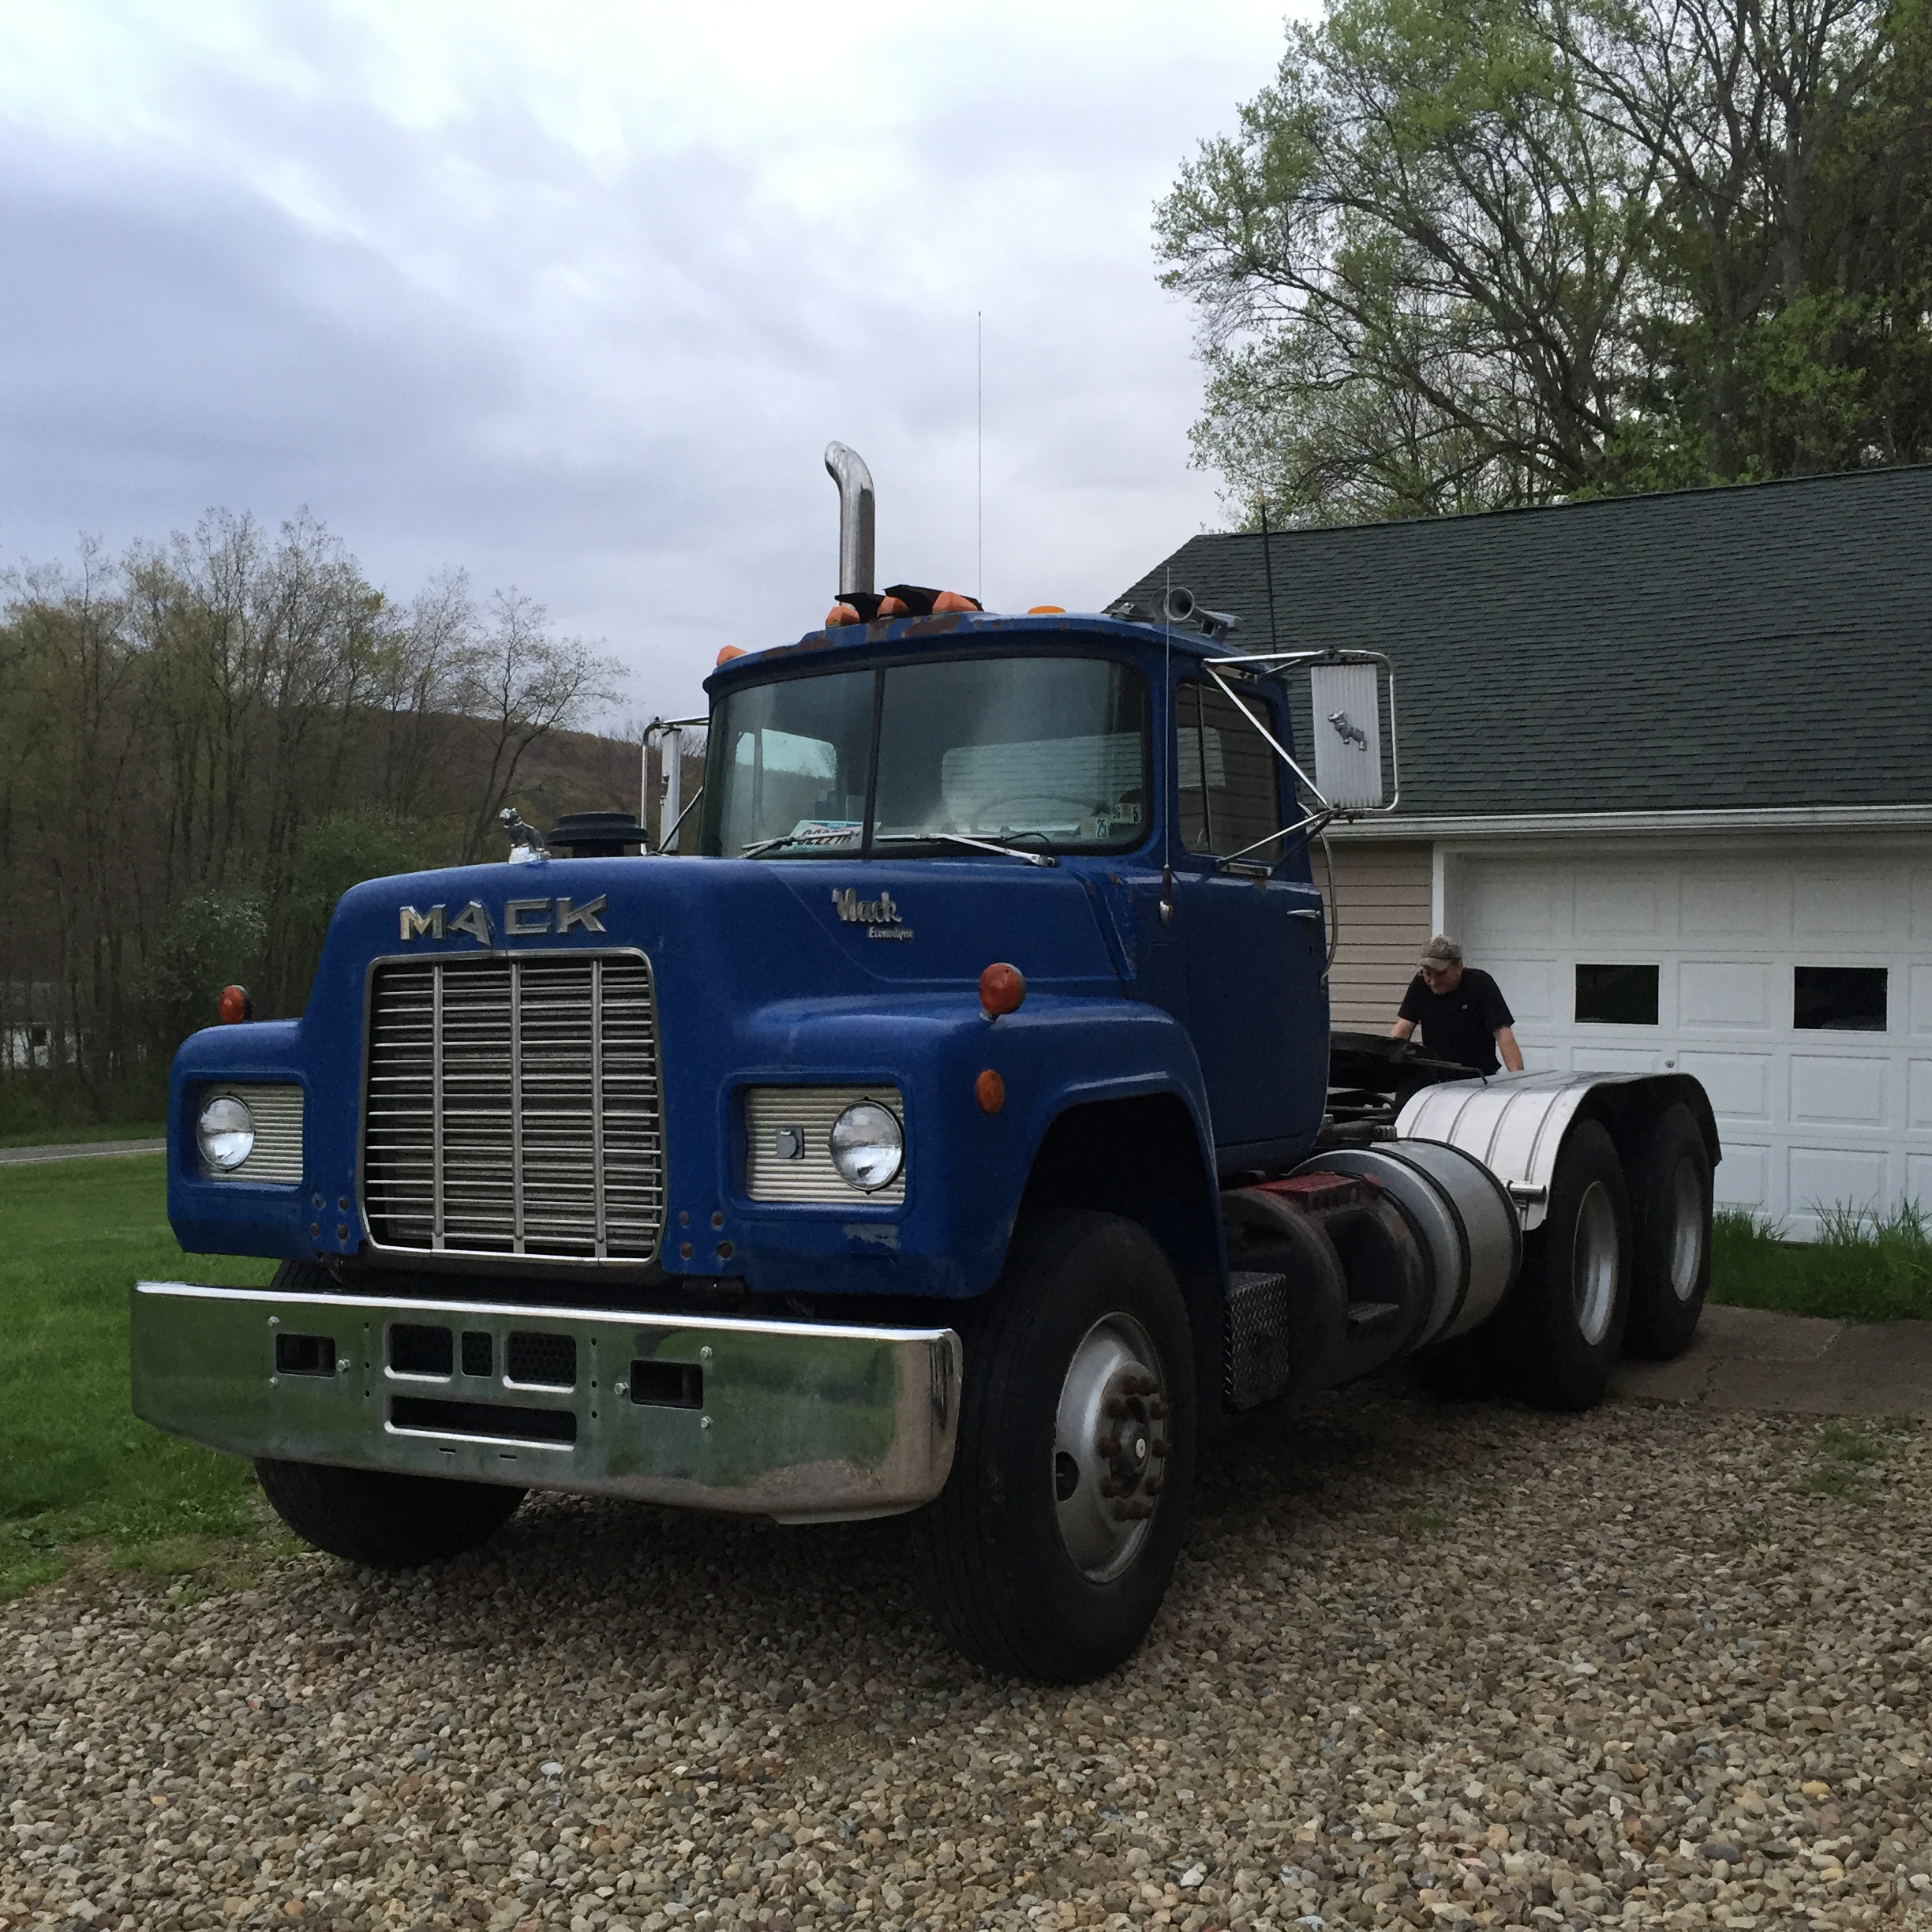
[{"left": 1113, "top": 466, "right": 1932, "bottom": 816}]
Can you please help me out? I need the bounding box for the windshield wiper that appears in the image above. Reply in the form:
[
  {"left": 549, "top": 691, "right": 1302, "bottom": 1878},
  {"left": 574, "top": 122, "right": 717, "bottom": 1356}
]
[
  {"left": 738, "top": 832, "right": 863, "bottom": 857},
  {"left": 873, "top": 832, "right": 1058, "bottom": 867}
]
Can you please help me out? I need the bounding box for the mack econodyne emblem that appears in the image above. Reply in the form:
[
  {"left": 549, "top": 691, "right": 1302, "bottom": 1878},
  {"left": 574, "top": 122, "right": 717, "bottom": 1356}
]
[
  {"left": 399, "top": 896, "right": 607, "bottom": 943},
  {"left": 831, "top": 886, "right": 913, "bottom": 942}
]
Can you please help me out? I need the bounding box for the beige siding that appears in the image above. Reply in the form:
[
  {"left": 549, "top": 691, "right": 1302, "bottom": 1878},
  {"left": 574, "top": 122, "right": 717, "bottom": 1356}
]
[{"left": 1320, "top": 839, "right": 1433, "bottom": 1028}]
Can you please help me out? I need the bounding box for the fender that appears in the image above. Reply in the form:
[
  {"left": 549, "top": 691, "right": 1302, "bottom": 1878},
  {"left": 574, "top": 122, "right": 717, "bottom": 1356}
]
[
  {"left": 725, "top": 992, "right": 1216, "bottom": 1299},
  {"left": 1398, "top": 1069, "right": 1721, "bottom": 1231}
]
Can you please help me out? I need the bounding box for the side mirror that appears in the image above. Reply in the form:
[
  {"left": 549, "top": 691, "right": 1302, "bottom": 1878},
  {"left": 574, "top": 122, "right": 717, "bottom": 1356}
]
[{"left": 1308, "top": 659, "right": 1387, "bottom": 810}]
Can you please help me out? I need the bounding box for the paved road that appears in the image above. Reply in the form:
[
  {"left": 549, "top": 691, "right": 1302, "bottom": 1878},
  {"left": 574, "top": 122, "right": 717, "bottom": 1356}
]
[
  {"left": 1612, "top": 1297, "right": 1932, "bottom": 1417},
  {"left": 0, "top": 1136, "right": 166, "bottom": 1166}
]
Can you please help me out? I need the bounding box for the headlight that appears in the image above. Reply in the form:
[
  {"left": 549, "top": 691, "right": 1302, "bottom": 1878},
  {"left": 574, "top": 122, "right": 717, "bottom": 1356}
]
[
  {"left": 197, "top": 1093, "right": 256, "bottom": 1171},
  {"left": 829, "top": 1100, "right": 904, "bottom": 1193}
]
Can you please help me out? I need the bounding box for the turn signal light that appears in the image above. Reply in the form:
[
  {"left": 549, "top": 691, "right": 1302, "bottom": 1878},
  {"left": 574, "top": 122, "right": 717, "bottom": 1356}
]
[
  {"left": 979, "top": 961, "right": 1026, "bottom": 1018},
  {"left": 217, "top": 984, "right": 253, "bottom": 1024},
  {"left": 975, "top": 1068, "right": 1006, "bottom": 1114}
]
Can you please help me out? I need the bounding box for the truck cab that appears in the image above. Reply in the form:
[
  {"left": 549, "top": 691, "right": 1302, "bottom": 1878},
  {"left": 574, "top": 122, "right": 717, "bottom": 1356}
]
[{"left": 133, "top": 451, "right": 1719, "bottom": 1683}]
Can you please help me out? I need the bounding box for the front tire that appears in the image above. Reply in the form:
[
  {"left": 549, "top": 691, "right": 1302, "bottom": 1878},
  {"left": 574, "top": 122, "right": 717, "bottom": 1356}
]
[
  {"left": 911, "top": 1211, "right": 1196, "bottom": 1682},
  {"left": 256, "top": 1459, "right": 526, "bottom": 1568},
  {"left": 1623, "top": 1103, "right": 1713, "bottom": 1360},
  {"left": 1498, "top": 1119, "right": 1631, "bottom": 1411}
]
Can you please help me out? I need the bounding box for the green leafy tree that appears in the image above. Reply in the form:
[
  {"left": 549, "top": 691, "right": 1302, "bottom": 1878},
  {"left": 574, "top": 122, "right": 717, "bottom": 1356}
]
[{"left": 1159, "top": 0, "right": 1932, "bottom": 520}]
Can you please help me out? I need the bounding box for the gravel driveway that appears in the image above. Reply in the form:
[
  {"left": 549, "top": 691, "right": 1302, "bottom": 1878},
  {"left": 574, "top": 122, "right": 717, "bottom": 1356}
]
[{"left": 3, "top": 1386, "right": 1928, "bottom": 1932}]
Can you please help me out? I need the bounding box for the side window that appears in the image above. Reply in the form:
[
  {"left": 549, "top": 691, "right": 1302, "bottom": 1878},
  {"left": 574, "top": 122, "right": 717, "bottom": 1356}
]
[{"left": 1175, "top": 680, "right": 1282, "bottom": 859}]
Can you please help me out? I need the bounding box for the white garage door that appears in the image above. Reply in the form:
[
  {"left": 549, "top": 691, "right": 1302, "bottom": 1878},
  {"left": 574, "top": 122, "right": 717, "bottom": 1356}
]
[{"left": 1451, "top": 840, "right": 1932, "bottom": 1236}]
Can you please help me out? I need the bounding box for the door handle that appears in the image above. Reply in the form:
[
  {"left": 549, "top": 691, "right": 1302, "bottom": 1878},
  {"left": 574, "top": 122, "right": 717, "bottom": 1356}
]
[{"left": 1288, "top": 908, "right": 1323, "bottom": 921}]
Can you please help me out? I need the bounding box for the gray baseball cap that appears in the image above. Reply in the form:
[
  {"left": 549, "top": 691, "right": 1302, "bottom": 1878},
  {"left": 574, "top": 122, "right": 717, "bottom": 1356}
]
[{"left": 1418, "top": 934, "right": 1463, "bottom": 970}]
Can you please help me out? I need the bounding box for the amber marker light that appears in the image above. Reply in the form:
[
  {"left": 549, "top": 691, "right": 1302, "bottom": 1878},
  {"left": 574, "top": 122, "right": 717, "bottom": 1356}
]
[
  {"left": 876, "top": 594, "right": 908, "bottom": 617},
  {"left": 217, "top": 984, "right": 253, "bottom": 1024},
  {"left": 979, "top": 961, "right": 1026, "bottom": 1019},
  {"left": 931, "top": 590, "right": 981, "bottom": 612},
  {"left": 716, "top": 645, "right": 746, "bottom": 665},
  {"left": 1026, "top": 605, "right": 1066, "bottom": 615},
  {"left": 975, "top": 1068, "right": 1006, "bottom": 1114},
  {"left": 826, "top": 602, "right": 863, "bottom": 627}
]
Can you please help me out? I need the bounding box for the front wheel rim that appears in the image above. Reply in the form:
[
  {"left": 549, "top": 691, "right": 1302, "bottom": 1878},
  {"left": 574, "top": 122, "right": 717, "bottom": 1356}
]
[
  {"left": 1053, "top": 1313, "right": 1169, "bottom": 1583},
  {"left": 1668, "top": 1158, "right": 1705, "bottom": 1301},
  {"left": 1572, "top": 1181, "right": 1620, "bottom": 1346}
]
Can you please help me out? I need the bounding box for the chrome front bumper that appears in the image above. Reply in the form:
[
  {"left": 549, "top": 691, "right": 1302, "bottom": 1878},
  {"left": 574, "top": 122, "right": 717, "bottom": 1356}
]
[{"left": 132, "top": 1282, "right": 960, "bottom": 1523}]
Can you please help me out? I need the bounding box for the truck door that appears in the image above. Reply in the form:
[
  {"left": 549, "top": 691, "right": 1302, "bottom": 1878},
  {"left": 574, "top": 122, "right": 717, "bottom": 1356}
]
[{"left": 1170, "top": 676, "right": 1327, "bottom": 1157}]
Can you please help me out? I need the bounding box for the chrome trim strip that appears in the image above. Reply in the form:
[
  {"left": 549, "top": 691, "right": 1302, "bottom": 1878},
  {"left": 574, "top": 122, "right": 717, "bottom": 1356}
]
[
  {"left": 132, "top": 1281, "right": 960, "bottom": 1523},
  {"left": 431, "top": 965, "right": 444, "bottom": 1251},
  {"left": 591, "top": 957, "right": 606, "bottom": 1260},
  {"left": 510, "top": 956, "right": 525, "bottom": 1256}
]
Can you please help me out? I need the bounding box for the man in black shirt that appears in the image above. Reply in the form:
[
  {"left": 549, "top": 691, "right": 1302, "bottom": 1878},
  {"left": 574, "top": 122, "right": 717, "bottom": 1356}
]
[{"left": 1390, "top": 934, "right": 1524, "bottom": 1076}]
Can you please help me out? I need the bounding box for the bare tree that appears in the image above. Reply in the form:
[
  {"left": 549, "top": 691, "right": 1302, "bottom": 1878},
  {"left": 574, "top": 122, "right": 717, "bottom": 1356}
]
[{"left": 453, "top": 590, "right": 625, "bottom": 863}]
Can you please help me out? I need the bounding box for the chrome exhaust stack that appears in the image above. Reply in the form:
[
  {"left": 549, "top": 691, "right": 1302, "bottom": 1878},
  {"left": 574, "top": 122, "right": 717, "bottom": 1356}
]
[{"left": 825, "top": 442, "right": 875, "bottom": 599}]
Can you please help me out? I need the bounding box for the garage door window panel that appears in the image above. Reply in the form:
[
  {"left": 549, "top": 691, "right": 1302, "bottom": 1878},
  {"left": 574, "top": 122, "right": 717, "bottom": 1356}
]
[
  {"left": 1794, "top": 966, "right": 1888, "bottom": 1032},
  {"left": 1575, "top": 963, "right": 1660, "bottom": 1026}
]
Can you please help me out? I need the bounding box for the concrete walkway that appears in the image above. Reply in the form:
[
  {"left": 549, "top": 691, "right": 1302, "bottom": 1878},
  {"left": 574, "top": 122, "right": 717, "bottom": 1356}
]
[
  {"left": 1612, "top": 1299, "right": 1932, "bottom": 1417},
  {"left": 0, "top": 1136, "right": 166, "bottom": 1166}
]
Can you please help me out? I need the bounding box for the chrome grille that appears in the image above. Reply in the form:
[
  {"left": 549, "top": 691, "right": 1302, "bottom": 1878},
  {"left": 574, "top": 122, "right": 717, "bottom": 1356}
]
[{"left": 362, "top": 953, "right": 665, "bottom": 1263}]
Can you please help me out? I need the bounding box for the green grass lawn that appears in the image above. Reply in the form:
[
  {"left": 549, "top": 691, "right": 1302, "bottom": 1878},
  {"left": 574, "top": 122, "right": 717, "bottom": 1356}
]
[
  {"left": 0, "top": 1154, "right": 276, "bottom": 1597},
  {"left": 1709, "top": 1204, "right": 1932, "bottom": 1323},
  {"left": 0, "top": 1119, "right": 166, "bottom": 1148}
]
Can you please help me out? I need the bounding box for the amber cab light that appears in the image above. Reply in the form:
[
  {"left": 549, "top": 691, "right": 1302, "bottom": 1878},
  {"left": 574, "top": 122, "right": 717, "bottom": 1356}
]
[
  {"left": 975, "top": 1068, "right": 1006, "bottom": 1114},
  {"left": 716, "top": 645, "right": 746, "bottom": 665},
  {"left": 217, "top": 984, "right": 253, "bottom": 1025},
  {"left": 1026, "top": 605, "right": 1066, "bottom": 615},
  {"left": 826, "top": 602, "right": 862, "bottom": 627},
  {"left": 931, "top": 590, "right": 981, "bottom": 613},
  {"left": 979, "top": 961, "right": 1026, "bottom": 1019}
]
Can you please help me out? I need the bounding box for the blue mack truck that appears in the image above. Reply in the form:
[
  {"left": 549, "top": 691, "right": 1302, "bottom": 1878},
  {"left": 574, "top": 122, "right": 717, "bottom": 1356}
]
[{"left": 133, "top": 447, "right": 1718, "bottom": 1683}]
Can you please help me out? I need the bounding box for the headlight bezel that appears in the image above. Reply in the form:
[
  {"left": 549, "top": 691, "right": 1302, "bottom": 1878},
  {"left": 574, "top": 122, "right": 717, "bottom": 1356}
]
[
  {"left": 196, "top": 1092, "right": 256, "bottom": 1172},
  {"left": 828, "top": 1099, "right": 905, "bottom": 1193}
]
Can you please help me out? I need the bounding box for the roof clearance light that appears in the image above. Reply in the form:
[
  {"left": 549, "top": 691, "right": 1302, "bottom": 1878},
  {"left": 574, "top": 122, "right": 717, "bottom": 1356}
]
[
  {"left": 931, "top": 591, "right": 981, "bottom": 613},
  {"left": 826, "top": 602, "right": 862, "bottom": 627},
  {"left": 979, "top": 961, "right": 1026, "bottom": 1019},
  {"left": 1027, "top": 605, "right": 1066, "bottom": 615},
  {"left": 877, "top": 595, "right": 908, "bottom": 617},
  {"left": 217, "top": 984, "right": 253, "bottom": 1024},
  {"left": 717, "top": 645, "right": 746, "bottom": 665}
]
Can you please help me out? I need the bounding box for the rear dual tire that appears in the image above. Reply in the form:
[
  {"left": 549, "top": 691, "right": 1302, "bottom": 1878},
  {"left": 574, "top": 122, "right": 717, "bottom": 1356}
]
[
  {"left": 1496, "top": 1118, "right": 1632, "bottom": 1411},
  {"left": 1623, "top": 1103, "right": 1713, "bottom": 1360}
]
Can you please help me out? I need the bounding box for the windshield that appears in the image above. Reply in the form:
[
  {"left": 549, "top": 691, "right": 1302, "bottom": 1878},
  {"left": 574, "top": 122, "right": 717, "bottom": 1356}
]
[{"left": 703, "top": 653, "right": 1149, "bottom": 859}]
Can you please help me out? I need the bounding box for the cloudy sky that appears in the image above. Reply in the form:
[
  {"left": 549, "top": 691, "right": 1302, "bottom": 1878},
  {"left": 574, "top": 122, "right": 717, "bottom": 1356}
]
[{"left": 0, "top": 2, "right": 1301, "bottom": 719}]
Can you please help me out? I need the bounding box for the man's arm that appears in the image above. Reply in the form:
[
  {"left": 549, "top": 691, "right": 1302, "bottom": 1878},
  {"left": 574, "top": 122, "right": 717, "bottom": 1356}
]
[
  {"left": 1389, "top": 1017, "right": 1417, "bottom": 1041},
  {"left": 1494, "top": 1024, "right": 1524, "bottom": 1073}
]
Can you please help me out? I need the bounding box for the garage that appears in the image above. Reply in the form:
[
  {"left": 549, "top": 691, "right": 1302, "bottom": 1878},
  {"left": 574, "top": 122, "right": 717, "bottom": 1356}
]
[
  {"left": 1118, "top": 463, "right": 1932, "bottom": 1234},
  {"left": 1443, "top": 832, "right": 1932, "bottom": 1233}
]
